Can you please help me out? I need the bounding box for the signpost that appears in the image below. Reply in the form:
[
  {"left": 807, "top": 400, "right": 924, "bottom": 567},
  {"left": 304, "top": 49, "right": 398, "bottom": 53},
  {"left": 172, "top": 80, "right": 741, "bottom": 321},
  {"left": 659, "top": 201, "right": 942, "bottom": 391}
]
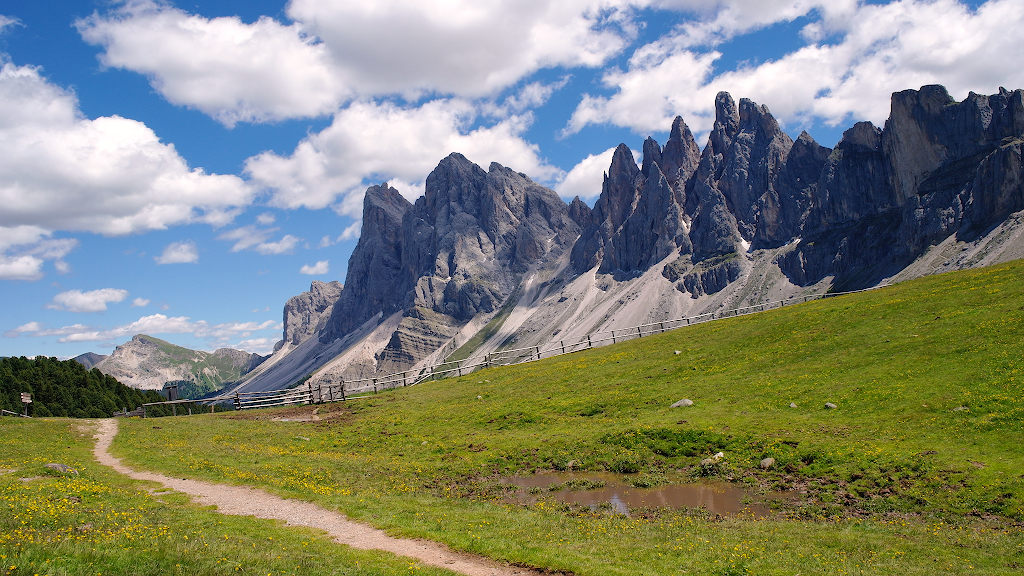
[{"left": 20, "top": 392, "right": 31, "bottom": 417}]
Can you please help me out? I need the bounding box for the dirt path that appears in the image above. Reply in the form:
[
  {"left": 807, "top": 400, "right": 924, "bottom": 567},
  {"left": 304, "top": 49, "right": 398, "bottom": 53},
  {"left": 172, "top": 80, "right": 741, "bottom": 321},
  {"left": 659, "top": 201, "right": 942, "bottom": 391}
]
[{"left": 92, "top": 419, "right": 543, "bottom": 576}]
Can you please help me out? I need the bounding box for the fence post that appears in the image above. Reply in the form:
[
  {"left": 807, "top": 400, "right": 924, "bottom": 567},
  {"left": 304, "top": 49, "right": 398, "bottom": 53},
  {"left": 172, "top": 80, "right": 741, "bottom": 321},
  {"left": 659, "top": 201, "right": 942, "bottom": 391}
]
[
  {"left": 637, "top": 326, "right": 642, "bottom": 338},
  {"left": 659, "top": 321, "right": 664, "bottom": 333},
  {"left": 586, "top": 334, "right": 592, "bottom": 349},
  {"left": 373, "top": 378, "right": 378, "bottom": 394},
  {"left": 233, "top": 392, "right": 240, "bottom": 410},
  {"left": 611, "top": 330, "right": 616, "bottom": 344},
  {"left": 560, "top": 340, "right": 565, "bottom": 355},
  {"left": 340, "top": 380, "right": 346, "bottom": 401}
]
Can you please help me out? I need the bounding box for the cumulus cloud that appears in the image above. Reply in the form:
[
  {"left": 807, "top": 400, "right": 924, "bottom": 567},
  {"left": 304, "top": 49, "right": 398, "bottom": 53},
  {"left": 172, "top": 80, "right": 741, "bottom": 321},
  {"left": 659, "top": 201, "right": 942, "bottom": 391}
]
[
  {"left": 77, "top": 1, "right": 346, "bottom": 127},
  {"left": 567, "top": 0, "right": 1024, "bottom": 137},
  {"left": 556, "top": 146, "right": 627, "bottom": 201},
  {"left": 0, "top": 226, "right": 78, "bottom": 281},
  {"left": 155, "top": 241, "right": 199, "bottom": 264},
  {"left": 3, "top": 321, "right": 42, "bottom": 338},
  {"left": 78, "top": 0, "right": 637, "bottom": 126},
  {"left": 131, "top": 297, "right": 150, "bottom": 307},
  {"left": 246, "top": 99, "right": 562, "bottom": 215},
  {"left": 0, "top": 61, "right": 253, "bottom": 245},
  {"left": 227, "top": 337, "right": 278, "bottom": 355},
  {"left": 217, "top": 226, "right": 301, "bottom": 255},
  {"left": 9, "top": 314, "right": 279, "bottom": 344},
  {"left": 48, "top": 288, "right": 129, "bottom": 313},
  {"left": 299, "top": 260, "right": 329, "bottom": 275}
]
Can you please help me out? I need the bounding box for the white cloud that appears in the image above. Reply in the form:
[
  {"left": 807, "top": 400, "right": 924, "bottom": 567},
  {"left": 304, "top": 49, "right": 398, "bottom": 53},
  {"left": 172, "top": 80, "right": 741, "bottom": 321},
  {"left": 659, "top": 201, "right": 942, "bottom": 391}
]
[
  {"left": 217, "top": 226, "right": 301, "bottom": 255},
  {"left": 299, "top": 260, "right": 329, "bottom": 275},
  {"left": 155, "top": 241, "right": 199, "bottom": 264},
  {"left": 3, "top": 321, "right": 42, "bottom": 338},
  {"left": 217, "top": 225, "right": 272, "bottom": 252},
  {"left": 228, "top": 337, "right": 278, "bottom": 355},
  {"left": 255, "top": 212, "right": 276, "bottom": 225},
  {"left": 0, "top": 61, "right": 254, "bottom": 244},
  {"left": 78, "top": 0, "right": 637, "bottom": 125},
  {"left": 339, "top": 221, "right": 361, "bottom": 241},
  {"left": 14, "top": 314, "right": 279, "bottom": 344},
  {"left": 77, "top": 1, "right": 346, "bottom": 127},
  {"left": 555, "top": 146, "right": 621, "bottom": 201},
  {"left": 567, "top": 0, "right": 1024, "bottom": 137},
  {"left": 649, "top": 0, "right": 858, "bottom": 48},
  {"left": 131, "top": 297, "right": 150, "bottom": 307},
  {"left": 255, "top": 234, "right": 301, "bottom": 255},
  {"left": 0, "top": 226, "right": 78, "bottom": 281},
  {"left": 0, "top": 15, "right": 23, "bottom": 32},
  {"left": 246, "top": 99, "right": 562, "bottom": 215},
  {"left": 48, "top": 288, "right": 129, "bottom": 313}
]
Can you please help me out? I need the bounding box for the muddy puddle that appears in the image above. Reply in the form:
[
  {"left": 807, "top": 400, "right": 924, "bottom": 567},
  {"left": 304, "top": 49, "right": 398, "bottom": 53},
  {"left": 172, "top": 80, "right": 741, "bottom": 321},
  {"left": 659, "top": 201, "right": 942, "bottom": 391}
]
[{"left": 502, "top": 473, "right": 776, "bottom": 517}]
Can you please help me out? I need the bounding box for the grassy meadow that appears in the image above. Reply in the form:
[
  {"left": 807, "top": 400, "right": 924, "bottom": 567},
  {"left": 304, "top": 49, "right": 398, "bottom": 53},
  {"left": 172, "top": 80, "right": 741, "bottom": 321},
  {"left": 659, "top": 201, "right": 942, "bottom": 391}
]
[
  {"left": 7, "top": 259, "right": 1024, "bottom": 574},
  {"left": 0, "top": 418, "right": 461, "bottom": 576}
]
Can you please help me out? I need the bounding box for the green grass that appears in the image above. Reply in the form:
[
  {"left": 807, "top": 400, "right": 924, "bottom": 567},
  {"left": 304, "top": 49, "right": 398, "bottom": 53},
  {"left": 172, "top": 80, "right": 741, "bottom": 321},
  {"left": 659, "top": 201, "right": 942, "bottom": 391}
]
[
  {"left": 107, "top": 260, "right": 1024, "bottom": 573},
  {"left": 0, "top": 418, "right": 460, "bottom": 576}
]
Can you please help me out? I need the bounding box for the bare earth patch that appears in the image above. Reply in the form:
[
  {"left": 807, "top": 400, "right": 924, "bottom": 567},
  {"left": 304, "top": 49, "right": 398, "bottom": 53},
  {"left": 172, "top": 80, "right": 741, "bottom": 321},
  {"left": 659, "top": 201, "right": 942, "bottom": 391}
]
[{"left": 92, "top": 418, "right": 544, "bottom": 576}]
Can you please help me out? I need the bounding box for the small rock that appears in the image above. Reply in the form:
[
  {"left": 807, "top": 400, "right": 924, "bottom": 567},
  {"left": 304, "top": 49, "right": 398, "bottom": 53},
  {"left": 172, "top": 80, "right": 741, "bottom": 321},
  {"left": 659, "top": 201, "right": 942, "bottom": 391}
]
[
  {"left": 700, "top": 458, "right": 716, "bottom": 466},
  {"left": 294, "top": 436, "right": 310, "bottom": 441},
  {"left": 789, "top": 402, "right": 798, "bottom": 408},
  {"left": 477, "top": 395, "right": 483, "bottom": 399},
  {"left": 44, "top": 463, "right": 78, "bottom": 475},
  {"left": 825, "top": 402, "right": 838, "bottom": 409},
  {"left": 713, "top": 452, "right": 724, "bottom": 460},
  {"left": 76, "top": 523, "right": 93, "bottom": 533},
  {"left": 674, "top": 350, "right": 681, "bottom": 355},
  {"left": 760, "top": 457, "right": 775, "bottom": 469},
  {"left": 953, "top": 406, "right": 969, "bottom": 412},
  {"left": 421, "top": 441, "right": 428, "bottom": 445},
  {"left": 566, "top": 460, "right": 576, "bottom": 469},
  {"left": 670, "top": 399, "right": 694, "bottom": 408}
]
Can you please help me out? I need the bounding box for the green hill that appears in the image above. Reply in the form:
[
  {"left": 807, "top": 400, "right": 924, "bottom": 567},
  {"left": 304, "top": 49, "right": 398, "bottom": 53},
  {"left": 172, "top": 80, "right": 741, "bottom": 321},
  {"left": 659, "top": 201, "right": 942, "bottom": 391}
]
[
  {"left": 113, "top": 259, "right": 1024, "bottom": 574},
  {"left": 0, "top": 356, "right": 164, "bottom": 418}
]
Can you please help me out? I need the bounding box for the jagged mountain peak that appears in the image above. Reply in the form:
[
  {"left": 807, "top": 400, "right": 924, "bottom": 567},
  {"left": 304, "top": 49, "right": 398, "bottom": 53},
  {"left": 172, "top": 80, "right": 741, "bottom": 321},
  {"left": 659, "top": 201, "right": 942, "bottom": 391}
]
[{"left": 238, "top": 83, "right": 1024, "bottom": 396}]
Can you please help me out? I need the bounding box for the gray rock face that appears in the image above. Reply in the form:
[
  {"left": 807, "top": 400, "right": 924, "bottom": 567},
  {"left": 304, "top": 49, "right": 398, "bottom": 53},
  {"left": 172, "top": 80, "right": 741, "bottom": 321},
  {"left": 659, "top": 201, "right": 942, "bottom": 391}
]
[
  {"left": 277, "top": 280, "right": 343, "bottom": 351},
  {"left": 571, "top": 118, "right": 700, "bottom": 275},
  {"left": 323, "top": 184, "right": 411, "bottom": 341},
  {"left": 321, "top": 153, "right": 579, "bottom": 375},
  {"left": 781, "top": 85, "right": 1024, "bottom": 289}
]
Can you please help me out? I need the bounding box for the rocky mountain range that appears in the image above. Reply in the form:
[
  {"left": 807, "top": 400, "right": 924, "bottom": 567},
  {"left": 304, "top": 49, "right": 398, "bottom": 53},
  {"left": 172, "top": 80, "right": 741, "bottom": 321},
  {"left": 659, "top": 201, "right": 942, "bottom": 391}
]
[
  {"left": 232, "top": 84, "right": 1024, "bottom": 394},
  {"left": 92, "top": 334, "right": 265, "bottom": 392}
]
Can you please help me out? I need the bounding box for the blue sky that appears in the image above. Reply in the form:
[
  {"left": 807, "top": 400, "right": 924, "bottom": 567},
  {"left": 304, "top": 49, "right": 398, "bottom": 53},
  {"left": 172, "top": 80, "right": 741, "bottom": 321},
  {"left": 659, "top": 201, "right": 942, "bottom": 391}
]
[{"left": 1, "top": 0, "right": 1019, "bottom": 359}]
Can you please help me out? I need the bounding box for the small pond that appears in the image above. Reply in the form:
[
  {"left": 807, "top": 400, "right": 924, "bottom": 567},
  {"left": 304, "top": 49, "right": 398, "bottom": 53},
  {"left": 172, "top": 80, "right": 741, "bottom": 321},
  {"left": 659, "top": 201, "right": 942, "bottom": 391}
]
[{"left": 501, "top": 472, "right": 776, "bottom": 517}]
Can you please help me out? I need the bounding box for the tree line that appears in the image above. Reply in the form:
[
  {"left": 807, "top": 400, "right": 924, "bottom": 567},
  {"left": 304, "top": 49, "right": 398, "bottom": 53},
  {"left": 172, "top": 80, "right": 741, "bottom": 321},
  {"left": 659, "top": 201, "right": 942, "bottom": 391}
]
[{"left": 0, "top": 356, "right": 164, "bottom": 418}]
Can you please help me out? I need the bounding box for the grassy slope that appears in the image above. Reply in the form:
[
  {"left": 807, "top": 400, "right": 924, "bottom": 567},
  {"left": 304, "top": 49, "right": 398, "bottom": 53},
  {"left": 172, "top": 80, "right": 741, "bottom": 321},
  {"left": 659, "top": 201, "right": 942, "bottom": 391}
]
[
  {"left": 0, "top": 418, "right": 459, "bottom": 576},
  {"left": 113, "top": 260, "right": 1024, "bottom": 575}
]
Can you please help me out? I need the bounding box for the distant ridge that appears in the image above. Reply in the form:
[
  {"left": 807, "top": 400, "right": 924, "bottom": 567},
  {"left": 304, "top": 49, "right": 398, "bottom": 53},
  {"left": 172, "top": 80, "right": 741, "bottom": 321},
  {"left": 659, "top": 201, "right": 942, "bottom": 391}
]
[
  {"left": 93, "top": 334, "right": 266, "bottom": 394},
  {"left": 72, "top": 351, "right": 107, "bottom": 369}
]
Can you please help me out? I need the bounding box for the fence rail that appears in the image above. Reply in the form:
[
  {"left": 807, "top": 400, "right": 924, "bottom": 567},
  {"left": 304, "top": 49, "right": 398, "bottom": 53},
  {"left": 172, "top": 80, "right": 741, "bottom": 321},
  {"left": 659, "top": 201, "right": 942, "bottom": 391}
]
[{"left": 195, "top": 284, "right": 882, "bottom": 412}]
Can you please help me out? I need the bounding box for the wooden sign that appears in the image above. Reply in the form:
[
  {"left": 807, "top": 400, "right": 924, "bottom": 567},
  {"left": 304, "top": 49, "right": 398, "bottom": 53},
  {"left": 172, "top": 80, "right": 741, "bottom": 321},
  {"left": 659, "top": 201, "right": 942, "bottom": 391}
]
[{"left": 20, "top": 392, "right": 31, "bottom": 403}]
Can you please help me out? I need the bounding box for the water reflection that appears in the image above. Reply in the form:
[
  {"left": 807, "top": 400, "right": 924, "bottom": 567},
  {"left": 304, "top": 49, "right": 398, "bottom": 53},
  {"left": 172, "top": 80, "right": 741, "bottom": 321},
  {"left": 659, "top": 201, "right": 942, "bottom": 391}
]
[{"left": 502, "top": 473, "right": 772, "bottom": 517}]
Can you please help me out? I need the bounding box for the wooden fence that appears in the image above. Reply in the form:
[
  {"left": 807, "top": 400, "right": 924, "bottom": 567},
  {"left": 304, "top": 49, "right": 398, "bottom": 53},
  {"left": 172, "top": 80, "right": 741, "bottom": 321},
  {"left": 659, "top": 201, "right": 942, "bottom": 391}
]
[{"left": 210, "top": 285, "right": 882, "bottom": 411}]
